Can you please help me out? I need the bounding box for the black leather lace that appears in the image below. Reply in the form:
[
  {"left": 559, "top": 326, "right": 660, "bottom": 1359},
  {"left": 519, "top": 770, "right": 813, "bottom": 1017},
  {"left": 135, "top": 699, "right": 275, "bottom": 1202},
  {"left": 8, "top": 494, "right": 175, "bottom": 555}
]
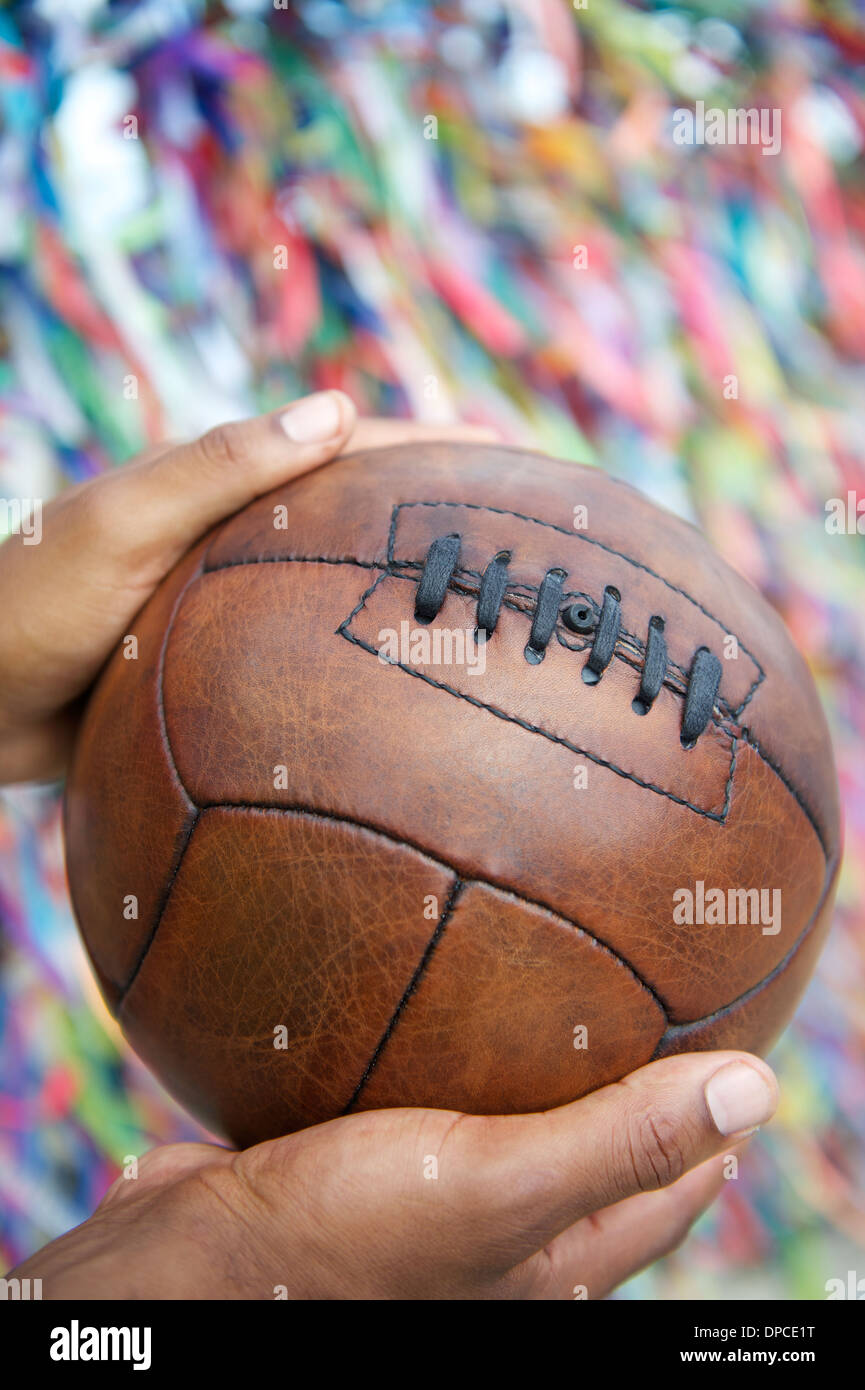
[{"left": 414, "top": 534, "right": 722, "bottom": 746}]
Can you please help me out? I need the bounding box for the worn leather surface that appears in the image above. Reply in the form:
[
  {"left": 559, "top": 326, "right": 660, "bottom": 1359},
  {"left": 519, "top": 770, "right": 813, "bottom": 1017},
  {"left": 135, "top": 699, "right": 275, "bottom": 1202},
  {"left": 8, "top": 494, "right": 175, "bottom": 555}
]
[{"left": 64, "top": 443, "right": 842, "bottom": 1144}]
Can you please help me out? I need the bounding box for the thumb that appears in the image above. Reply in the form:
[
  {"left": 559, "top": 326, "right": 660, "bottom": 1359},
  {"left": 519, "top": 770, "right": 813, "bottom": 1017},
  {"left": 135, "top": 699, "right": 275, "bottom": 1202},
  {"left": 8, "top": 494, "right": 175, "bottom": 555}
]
[
  {"left": 97, "top": 390, "right": 357, "bottom": 575},
  {"left": 0, "top": 392, "right": 357, "bottom": 725},
  {"left": 437, "top": 1051, "right": 778, "bottom": 1272}
]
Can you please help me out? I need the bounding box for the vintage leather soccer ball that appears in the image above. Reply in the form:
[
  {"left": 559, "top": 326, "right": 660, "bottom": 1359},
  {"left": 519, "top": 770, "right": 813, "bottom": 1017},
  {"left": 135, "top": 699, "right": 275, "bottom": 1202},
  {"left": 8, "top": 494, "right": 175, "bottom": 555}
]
[{"left": 65, "top": 443, "right": 840, "bottom": 1147}]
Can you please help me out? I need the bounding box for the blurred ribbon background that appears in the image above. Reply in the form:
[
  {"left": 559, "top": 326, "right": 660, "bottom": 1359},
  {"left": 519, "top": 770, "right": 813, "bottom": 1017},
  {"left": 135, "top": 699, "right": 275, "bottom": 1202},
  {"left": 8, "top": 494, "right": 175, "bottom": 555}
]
[{"left": 1, "top": 0, "right": 863, "bottom": 1297}]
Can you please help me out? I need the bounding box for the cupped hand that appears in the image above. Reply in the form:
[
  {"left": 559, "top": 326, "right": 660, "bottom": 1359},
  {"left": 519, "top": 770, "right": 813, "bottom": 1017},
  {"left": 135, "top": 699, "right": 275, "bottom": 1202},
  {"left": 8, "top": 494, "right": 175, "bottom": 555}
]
[
  {"left": 10, "top": 1051, "right": 776, "bottom": 1299},
  {"left": 0, "top": 391, "right": 497, "bottom": 786}
]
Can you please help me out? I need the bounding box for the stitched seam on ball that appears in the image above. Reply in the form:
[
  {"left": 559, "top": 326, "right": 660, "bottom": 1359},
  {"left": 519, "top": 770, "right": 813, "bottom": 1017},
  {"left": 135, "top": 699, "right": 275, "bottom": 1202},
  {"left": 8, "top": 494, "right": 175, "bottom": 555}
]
[
  {"left": 339, "top": 569, "right": 738, "bottom": 822},
  {"left": 204, "top": 554, "right": 381, "bottom": 572},
  {"left": 155, "top": 559, "right": 204, "bottom": 810},
  {"left": 204, "top": 554, "right": 728, "bottom": 723},
  {"left": 118, "top": 797, "right": 830, "bottom": 1052},
  {"left": 118, "top": 798, "right": 670, "bottom": 1058},
  {"left": 202, "top": 510, "right": 764, "bottom": 716},
  {"left": 651, "top": 859, "right": 837, "bottom": 1050},
  {"left": 190, "top": 562, "right": 825, "bottom": 855},
  {"left": 341, "top": 876, "right": 465, "bottom": 1114},
  {"left": 739, "top": 730, "right": 830, "bottom": 860},
  {"left": 383, "top": 511, "right": 828, "bottom": 852},
  {"left": 118, "top": 808, "right": 199, "bottom": 1008},
  {"left": 120, "top": 554, "right": 207, "bottom": 1012},
  {"left": 344, "top": 592, "right": 828, "bottom": 861},
  {"left": 389, "top": 500, "right": 766, "bottom": 717},
  {"left": 195, "top": 802, "right": 670, "bottom": 1011}
]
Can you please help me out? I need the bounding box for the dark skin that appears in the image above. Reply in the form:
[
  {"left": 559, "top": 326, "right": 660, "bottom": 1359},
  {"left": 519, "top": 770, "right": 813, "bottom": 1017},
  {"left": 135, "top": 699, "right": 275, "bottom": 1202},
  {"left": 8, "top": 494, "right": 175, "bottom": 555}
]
[{"left": 3, "top": 392, "right": 778, "bottom": 1299}]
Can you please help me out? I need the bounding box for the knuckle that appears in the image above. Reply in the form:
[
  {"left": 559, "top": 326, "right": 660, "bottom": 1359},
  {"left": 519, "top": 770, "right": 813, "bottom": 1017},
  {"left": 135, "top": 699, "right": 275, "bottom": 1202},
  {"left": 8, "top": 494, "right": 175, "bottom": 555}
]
[
  {"left": 623, "top": 1108, "right": 687, "bottom": 1191},
  {"left": 197, "top": 422, "right": 249, "bottom": 473}
]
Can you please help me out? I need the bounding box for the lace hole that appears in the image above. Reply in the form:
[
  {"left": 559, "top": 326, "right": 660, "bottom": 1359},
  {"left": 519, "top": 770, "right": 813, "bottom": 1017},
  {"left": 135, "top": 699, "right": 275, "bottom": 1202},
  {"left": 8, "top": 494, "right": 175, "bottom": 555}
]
[
  {"left": 604, "top": 585, "right": 621, "bottom": 602},
  {"left": 632, "top": 698, "right": 650, "bottom": 716},
  {"left": 680, "top": 736, "right": 697, "bottom": 751},
  {"left": 563, "top": 603, "right": 595, "bottom": 634},
  {"left": 524, "top": 644, "right": 545, "bottom": 665},
  {"left": 582, "top": 665, "right": 601, "bottom": 685}
]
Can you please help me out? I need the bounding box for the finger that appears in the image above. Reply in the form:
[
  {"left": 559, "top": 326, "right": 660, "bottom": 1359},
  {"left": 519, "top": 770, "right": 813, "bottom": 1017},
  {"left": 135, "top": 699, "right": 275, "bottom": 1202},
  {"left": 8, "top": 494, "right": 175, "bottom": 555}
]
[
  {"left": 115, "top": 411, "right": 498, "bottom": 559},
  {"left": 513, "top": 1144, "right": 748, "bottom": 1300},
  {"left": 437, "top": 1052, "right": 777, "bottom": 1272},
  {"left": 0, "top": 392, "right": 357, "bottom": 719},
  {"left": 344, "top": 419, "right": 501, "bottom": 452},
  {"left": 90, "top": 390, "right": 359, "bottom": 575},
  {"left": 102, "top": 410, "right": 496, "bottom": 570}
]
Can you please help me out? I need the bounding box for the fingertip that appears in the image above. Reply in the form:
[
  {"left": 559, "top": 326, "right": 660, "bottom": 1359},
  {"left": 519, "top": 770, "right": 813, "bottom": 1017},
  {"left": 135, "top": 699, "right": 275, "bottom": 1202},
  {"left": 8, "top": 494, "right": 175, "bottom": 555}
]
[
  {"left": 704, "top": 1056, "right": 779, "bottom": 1138},
  {"left": 324, "top": 388, "right": 358, "bottom": 436},
  {"left": 278, "top": 390, "right": 356, "bottom": 445},
  {"left": 622, "top": 1050, "right": 779, "bottom": 1140}
]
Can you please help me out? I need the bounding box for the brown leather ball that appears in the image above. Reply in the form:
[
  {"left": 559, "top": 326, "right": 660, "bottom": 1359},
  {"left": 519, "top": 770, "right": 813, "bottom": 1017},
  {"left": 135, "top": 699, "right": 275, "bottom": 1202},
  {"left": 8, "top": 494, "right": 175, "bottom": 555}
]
[{"left": 65, "top": 443, "right": 840, "bottom": 1147}]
